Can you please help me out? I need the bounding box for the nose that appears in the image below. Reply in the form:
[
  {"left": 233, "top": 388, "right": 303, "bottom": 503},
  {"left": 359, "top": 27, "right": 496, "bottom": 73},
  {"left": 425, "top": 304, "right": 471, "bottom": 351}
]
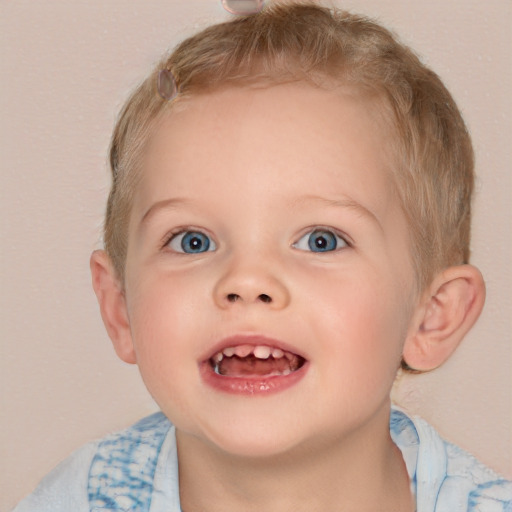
[{"left": 213, "top": 256, "right": 290, "bottom": 310}]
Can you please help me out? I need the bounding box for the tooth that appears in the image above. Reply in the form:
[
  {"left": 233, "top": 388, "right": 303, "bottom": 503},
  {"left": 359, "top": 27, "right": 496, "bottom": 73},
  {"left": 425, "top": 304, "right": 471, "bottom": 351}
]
[
  {"left": 223, "top": 347, "right": 235, "bottom": 357},
  {"left": 282, "top": 368, "right": 291, "bottom": 376},
  {"left": 272, "top": 348, "right": 284, "bottom": 359},
  {"left": 214, "top": 352, "right": 224, "bottom": 363},
  {"left": 234, "top": 344, "right": 253, "bottom": 358},
  {"left": 253, "top": 346, "right": 271, "bottom": 359}
]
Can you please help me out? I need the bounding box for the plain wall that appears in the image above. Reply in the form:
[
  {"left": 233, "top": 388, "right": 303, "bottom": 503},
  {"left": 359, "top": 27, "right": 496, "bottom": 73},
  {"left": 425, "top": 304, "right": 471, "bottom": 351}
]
[{"left": 1, "top": 0, "right": 511, "bottom": 508}]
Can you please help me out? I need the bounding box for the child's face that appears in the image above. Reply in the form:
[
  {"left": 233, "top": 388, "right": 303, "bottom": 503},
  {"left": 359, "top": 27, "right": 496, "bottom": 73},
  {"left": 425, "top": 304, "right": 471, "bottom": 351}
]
[{"left": 122, "top": 83, "right": 419, "bottom": 457}]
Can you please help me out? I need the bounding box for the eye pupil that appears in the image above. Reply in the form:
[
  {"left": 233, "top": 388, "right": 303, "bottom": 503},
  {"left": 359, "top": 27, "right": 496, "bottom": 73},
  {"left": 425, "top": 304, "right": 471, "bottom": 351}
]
[
  {"left": 314, "top": 236, "right": 327, "bottom": 249},
  {"left": 308, "top": 230, "right": 336, "bottom": 252}
]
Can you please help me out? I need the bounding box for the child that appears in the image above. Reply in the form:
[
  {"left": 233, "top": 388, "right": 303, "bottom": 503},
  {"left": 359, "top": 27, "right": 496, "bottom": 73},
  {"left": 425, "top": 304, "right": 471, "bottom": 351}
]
[{"left": 14, "top": 2, "right": 512, "bottom": 511}]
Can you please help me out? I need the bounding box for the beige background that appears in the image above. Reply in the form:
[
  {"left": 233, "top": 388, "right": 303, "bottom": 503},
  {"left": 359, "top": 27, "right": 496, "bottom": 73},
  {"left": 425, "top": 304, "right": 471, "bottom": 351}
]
[{"left": 1, "top": 0, "right": 511, "bottom": 508}]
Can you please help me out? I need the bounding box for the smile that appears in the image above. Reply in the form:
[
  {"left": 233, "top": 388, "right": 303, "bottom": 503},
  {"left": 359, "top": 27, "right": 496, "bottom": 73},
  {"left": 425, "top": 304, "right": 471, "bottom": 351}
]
[{"left": 200, "top": 337, "right": 308, "bottom": 395}]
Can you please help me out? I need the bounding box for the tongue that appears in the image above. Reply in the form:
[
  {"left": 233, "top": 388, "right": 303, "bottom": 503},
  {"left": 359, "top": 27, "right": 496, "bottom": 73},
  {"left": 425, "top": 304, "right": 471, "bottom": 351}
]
[{"left": 218, "top": 355, "right": 292, "bottom": 377}]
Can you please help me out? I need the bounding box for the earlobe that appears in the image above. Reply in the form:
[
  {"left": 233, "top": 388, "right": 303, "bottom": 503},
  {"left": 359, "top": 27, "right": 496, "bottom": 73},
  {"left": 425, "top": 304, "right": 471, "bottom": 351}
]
[
  {"left": 90, "top": 250, "right": 137, "bottom": 365},
  {"left": 402, "top": 265, "right": 485, "bottom": 372}
]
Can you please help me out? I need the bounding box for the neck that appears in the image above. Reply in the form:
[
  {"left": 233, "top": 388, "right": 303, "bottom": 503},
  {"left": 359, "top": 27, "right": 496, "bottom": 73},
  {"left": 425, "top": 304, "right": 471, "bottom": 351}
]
[{"left": 176, "top": 410, "right": 414, "bottom": 512}]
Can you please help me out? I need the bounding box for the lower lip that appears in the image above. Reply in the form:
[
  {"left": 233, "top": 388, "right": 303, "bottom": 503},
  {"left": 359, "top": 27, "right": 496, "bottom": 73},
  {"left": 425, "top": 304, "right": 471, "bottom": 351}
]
[{"left": 199, "top": 361, "right": 308, "bottom": 395}]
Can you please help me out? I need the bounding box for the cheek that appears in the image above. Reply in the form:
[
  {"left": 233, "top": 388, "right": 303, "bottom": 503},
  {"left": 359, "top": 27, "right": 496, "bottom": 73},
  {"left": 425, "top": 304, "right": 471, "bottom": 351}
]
[
  {"left": 125, "top": 280, "right": 188, "bottom": 376},
  {"left": 313, "top": 273, "right": 410, "bottom": 376},
  {"left": 125, "top": 292, "right": 201, "bottom": 419},
  {"left": 125, "top": 269, "right": 217, "bottom": 375},
  {"left": 128, "top": 268, "right": 202, "bottom": 330}
]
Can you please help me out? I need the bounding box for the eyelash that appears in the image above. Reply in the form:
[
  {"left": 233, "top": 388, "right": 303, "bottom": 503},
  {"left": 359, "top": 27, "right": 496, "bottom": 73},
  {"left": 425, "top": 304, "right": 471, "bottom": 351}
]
[
  {"left": 162, "top": 226, "right": 350, "bottom": 255},
  {"left": 293, "top": 228, "right": 350, "bottom": 253},
  {"left": 163, "top": 229, "right": 216, "bottom": 254}
]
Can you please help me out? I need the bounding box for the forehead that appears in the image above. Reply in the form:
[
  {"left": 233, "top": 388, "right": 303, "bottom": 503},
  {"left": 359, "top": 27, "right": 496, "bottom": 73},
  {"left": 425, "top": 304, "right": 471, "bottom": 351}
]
[{"left": 135, "top": 83, "right": 397, "bottom": 216}]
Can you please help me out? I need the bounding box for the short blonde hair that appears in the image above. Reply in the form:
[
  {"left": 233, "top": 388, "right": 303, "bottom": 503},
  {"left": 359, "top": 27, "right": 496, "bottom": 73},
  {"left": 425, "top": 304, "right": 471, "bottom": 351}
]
[{"left": 106, "top": 2, "right": 474, "bottom": 291}]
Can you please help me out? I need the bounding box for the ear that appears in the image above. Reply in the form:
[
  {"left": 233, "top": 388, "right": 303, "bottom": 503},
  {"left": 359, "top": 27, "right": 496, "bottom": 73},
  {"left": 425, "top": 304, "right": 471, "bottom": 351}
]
[
  {"left": 402, "top": 265, "right": 485, "bottom": 371},
  {"left": 90, "top": 250, "right": 137, "bottom": 364}
]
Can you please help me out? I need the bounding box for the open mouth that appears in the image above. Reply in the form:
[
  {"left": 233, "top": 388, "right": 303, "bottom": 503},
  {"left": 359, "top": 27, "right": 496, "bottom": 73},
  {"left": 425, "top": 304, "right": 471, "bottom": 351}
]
[
  {"left": 200, "top": 337, "right": 308, "bottom": 395},
  {"left": 209, "top": 344, "right": 306, "bottom": 378}
]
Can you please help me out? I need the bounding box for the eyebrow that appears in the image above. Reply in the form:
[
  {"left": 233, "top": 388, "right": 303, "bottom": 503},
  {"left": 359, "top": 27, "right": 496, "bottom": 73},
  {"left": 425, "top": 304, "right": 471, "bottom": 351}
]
[
  {"left": 139, "top": 194, "right": 382, "bottom": 230},
  {"left": 291, "top": 195, "right": 383, "bottom": 230},
  {"left": 139, "top": 197, "right": 191, "bottom": 227}
]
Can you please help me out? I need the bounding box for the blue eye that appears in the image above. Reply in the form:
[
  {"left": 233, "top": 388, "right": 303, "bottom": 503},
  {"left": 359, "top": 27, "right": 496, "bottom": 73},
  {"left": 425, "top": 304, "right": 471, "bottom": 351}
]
[
  {"left": 294, "top": 229, "right": 347, "bottom": 252},
  {"left": 168, "top": 231, "right": 216, "bottom": 254}
]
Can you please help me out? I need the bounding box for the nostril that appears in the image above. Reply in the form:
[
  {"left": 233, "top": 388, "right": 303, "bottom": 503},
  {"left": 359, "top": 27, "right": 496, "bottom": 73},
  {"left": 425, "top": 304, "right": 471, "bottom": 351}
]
[{"left": 225, "top": 293, "right": 273, "bottom": 304}]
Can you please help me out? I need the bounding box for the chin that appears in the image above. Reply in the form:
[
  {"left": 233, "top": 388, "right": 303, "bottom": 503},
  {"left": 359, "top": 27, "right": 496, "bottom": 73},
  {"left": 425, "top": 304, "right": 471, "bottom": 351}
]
[
  {"left": 206, "top": 429, "right": 306, "bottom": 460},
  {"left": 176, "top": 409, "right": 312, "bottom": 460}
]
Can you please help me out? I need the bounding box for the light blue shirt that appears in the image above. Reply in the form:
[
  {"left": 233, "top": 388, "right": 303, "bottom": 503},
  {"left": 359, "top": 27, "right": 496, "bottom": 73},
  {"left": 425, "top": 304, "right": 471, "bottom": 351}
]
[{"left": 13, "top": 408, "right": 512, "bottom": 511}]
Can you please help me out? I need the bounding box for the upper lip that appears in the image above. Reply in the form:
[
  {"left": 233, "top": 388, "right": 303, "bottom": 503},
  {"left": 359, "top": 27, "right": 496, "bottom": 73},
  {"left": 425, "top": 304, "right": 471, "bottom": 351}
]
[{"left": 200, "top": 334, "right": 307, "bottom": 363}]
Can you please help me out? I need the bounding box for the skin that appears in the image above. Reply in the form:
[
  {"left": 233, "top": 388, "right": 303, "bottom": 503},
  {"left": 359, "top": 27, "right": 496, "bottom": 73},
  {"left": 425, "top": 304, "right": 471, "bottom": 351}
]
[{"left": 91, "top": 82, "right": 485, "bottom": 511}]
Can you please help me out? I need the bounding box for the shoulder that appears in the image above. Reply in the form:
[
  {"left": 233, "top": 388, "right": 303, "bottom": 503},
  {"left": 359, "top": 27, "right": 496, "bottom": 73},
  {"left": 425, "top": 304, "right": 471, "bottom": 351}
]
[
  {"left": 438, "top": 440, "right": 512, "bottom": 512},
  {"left": 13, "top": 412, "right": 175, "bottom": 512},
  {"left": 391, "top": 407, "right": 512, "bottom": 512},
  {"left": 88, "top": 412, "right": 173, "bottom": 510},
  {"left": 12, "top": 440, "right": 98, "bottom": 512}
]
